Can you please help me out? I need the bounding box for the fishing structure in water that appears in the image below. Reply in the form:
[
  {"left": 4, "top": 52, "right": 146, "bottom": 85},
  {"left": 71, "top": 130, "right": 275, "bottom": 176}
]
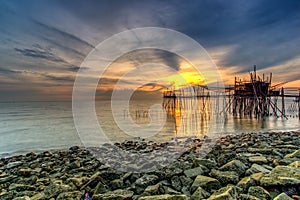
[{"left": 163, "top": 65, "right": 300, "bottom": 120}]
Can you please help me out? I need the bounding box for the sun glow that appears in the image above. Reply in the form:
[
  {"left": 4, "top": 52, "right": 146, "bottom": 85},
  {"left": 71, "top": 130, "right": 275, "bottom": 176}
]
[{"left": 161, "top": 71, "right": 206, "bottom": 90}]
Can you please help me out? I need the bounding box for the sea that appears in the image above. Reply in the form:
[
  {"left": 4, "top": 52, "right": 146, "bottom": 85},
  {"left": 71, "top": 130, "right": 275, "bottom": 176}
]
[{"left": 0, "top": 98, "right": 299, "bottom": 157}]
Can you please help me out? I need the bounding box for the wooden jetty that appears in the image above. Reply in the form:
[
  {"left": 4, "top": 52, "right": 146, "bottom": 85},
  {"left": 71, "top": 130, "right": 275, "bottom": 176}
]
[{"left": 163, "top": 65, "right": 300, "bottom": 119}]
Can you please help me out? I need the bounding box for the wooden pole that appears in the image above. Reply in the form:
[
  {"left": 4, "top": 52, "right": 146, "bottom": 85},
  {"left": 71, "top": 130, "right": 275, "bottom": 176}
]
[
  {"left": 281, "top": 87, "right": 285, "bottom": 117},
  {"left": 298, "top": 89, "right": 300, "bottom": 120}
]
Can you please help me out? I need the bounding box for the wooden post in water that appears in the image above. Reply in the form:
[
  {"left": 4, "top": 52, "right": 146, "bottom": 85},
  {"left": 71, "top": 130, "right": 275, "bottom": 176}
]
[
  {"left": 298, "top": 89, "right": 300, "bottom": 120},
  {"left": 281, "top": 87, "right": 285, "bottom": 117}
]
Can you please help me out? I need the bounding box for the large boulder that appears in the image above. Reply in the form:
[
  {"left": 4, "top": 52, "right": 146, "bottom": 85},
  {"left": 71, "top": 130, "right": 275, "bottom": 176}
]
[
  {"left": 190, "top": 175, "right": 221, "bottom": 193},
  {"left": 260, "top": 166, "right": 300, "bottom": 187},
  {"left": 207, "top": 185, "right": 239, "bottom": 200},
  {"left": 248, "top": 186, "right": 271, "bottom": 200},
  {"left": 209, "top": 169, "right": 239, "bottom": 185},
  {"left": 219, "top": 160, "right": 247, "bottom": 176}
]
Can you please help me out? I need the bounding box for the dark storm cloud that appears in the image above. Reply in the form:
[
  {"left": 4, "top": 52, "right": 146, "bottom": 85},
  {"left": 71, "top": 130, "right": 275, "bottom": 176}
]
[
  {"left": 119, "top": 49, "right": 182, "bottom": 71},
  {"left": 170, "top": 0, "right": 300, "bottom": 71},
  {"left": 33, "top": 20, "right": 95, "bottom": 49}
]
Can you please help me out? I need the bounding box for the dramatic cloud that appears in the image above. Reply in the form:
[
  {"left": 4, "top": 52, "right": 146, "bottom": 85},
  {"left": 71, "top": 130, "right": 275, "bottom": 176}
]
[{"left": 0, "top": 0, "right": 299, "bottom": 100}]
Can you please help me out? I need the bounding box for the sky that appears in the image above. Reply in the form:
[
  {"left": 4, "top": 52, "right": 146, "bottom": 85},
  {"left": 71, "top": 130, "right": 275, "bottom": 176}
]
[{"left": 0, "top": 0, "right": 300, "bottom": 101}]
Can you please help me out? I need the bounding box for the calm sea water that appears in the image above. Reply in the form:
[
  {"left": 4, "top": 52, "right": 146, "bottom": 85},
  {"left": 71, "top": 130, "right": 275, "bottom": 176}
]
[{"left": 0, "top": 98, "right": 299, "bottom": 157}]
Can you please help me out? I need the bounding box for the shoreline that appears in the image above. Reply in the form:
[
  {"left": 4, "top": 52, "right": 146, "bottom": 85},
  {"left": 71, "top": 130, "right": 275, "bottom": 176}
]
[{"left": 0, "top": 131, "right": 299, "bottom": 199}]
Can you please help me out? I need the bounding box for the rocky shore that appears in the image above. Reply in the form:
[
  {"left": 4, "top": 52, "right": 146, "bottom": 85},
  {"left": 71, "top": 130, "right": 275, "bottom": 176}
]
[{"left": 0, "top": 131, "right": 300, "bottom": 200}]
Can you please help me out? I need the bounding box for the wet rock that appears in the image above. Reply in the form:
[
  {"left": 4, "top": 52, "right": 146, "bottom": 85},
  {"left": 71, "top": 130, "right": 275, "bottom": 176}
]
[
  {"left": 248, "top": 148, "right": 272, "bottom": 154},
  {"left": 171, "top": 176, "right": 181, "bottom": 191},
  {"left": 207, "top": 185, "right": 239, "bottom": 200},
  {"left": 237, "top": 176, "right": 256, "bottom": 192},
  {"left": 284, "top": 149, "right": 300, "bottom": 159},
  {"left": 194, "top": 158, "right": 217, "bottom": 169},
  {"left": 57, "top": 191, "right": 83, "bottom": 200},
  {"left": 138, "top": 194, "right": 188, "bottom": 200},
  {"left": 80, "top": 172, "right": 105, "bottom": 190},
  {"left": 135, "top": 174, "right": 159, "bottom": 188},
  {"left": 30, "top": 192, "right": 46, "bottom": 200},
  {"left": 92, "top": 189, "right": 134, "bottom": 200},
  {"left": 260, "top": 166, "right": 300, "bottom": 187},
  {"left": 190, "top": 175, "right": 221, "bottom": 193},
  {"left": 94, "top": 181, "right": 108, "bottom": 194},
  {"left": 18, "top": 168, "right": 40, "bottom": 177},
  {"left": 183, "top": 167, "right": 203, "bottom": 178},
  {"left": 0, "top": 174, "right": 16, "bottom": 184},
  {"left": 248, "top": 186, "right": 271, "bottom": 200},
  {"left": 69, "top": 176, "right": 89, "bottom": 188},
  {"left": 110, "top": 178, "right": 124, "bottom": 190},
  {"left": 43, "top": 183, "right": 72, "bottom": 199},
  {"left": 209, "top": 169, "right": 239, "bottom": 185},
  {"left": 216, "top": 151, "right": 236, "bottom": 166},
  {"left": 289, "top": 161, "right": 300, "bottom": 168},
  {"left": 142, "top": 183, "right": 162, "bottom": 196},
  {"left": 248, "top": 156, "right": 268, "bottom": 164},
  {"left": 273, "top": 192, "right": 293, "bottom": 200},
  {"left": 5, "top": 161, "right": 23, "bottom": 169},
  {"left": 190, "top": 187, "right": 210, "bottom": 200},
  {"left": 12, "top": 196, "right": 30, "bottom": 200},
  {"left": 245, "top": 164, "right": 270, "bottom": 176},
  {"left": 219, "top": 159, "right": 247, "bottom": 176},
  {"left": 8, "top": 183, "right": 35, "bottom": 192},
  {"left": 239, "top": 193, "right": 260, "bottom": 200}
]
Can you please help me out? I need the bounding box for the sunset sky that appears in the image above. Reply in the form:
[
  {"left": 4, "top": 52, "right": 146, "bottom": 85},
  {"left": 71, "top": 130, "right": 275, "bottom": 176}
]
[{"left": 1, "top": 0, "right": 300, "bottom": 101}]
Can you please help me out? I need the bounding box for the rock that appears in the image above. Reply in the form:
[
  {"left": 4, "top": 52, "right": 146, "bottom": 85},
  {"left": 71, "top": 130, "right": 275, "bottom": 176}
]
[
  {"left": 207, "top": 185, "right": 239, "bottom": 200},
  {"left": 142, "top": 183, "right": 162, "bottom": 196},
  {"left": 194, "top": 158, "right": 217, "bottom": 169},
  {"left": 80, "top": 172, "right": 105, "bottom": 190},
  {"left": 135, "top": 174, "right": 160, "bottom": 194},
  {"left": 43, "top": 183, "right": 72, "bottom": 199},
  {"left": 239, "top": 193, "right": 260, "bottom": 200},
  {"left": 284, "top": 149, "right": 300, "bottom": 159},
  {"left": 135, "top": 174, "right": 159, "bottom": 187},
  {"left": 209, "top": 169, "right": 239, "bottom": 185},
  {"left": 165, "top": 163, "right": 183, "bottom": 178},
  {"left": 18, "top": 168, "right": 39, "bottom": 177},
  {"left": 237, "top": 176, "right": 256, "bottom": 192},
  {"left": 110, "top": 178, "right": 124, "bottom": 190},
  {"left": 273, "top": 192, "right": 293, "bottom": 200},
  {"left": 57, "top": 191, "right": 83, "bottom": 200},
  {"left": 12, "top": 196, "right": 30, "bottom": 200},
  {"left": 245, "top": 164, "right": 271, "bottom": 176},
  {"left": 70, "top": 176, "right": 89, "bottom": 188},
  {"left": 138, "top": 194, "right": 188, "bottom": 200},
  {"left": 190, "top": 175, "right": 221, "bottom": 193},
  {"left": 183, "top": 167, "right": 203, "bottom": 178},
  {"left": 289, "top": 161, "right": 300, "bottom": 168},
  {"left": 171, "top": 176, "right": 182, "bottom": 191},
  {"left": 0, "top": 175, "right": 16, "bottom": 184},
  {"left": 30, "top": 192, "right": 46, "bottom": 200},
  {"left": 5, "top": 161, "right": 23, "bottom": 169},
  {"left": 248, "top": 148, "right": 272, "bottom": 154},
  {"left": 190, "top": 187, "right": 210, "bottom": 200},
  {"left": 8, "top": 183, "right": 35, "bottom": 192},
  {"left": 92, "top": 189, "right": 134, "bottom": 200},
  {"left": 94, "top": 181, "right": 108, "bottom": 194},
  {"left": 217, "top": 151, "right": 236, "bottom": 166},
  {"left": 248, "top": 186, "right": 271, "bottom": 200},
  {"left": 260, "top": 166, "right": 300, "bottom": 187},
  {"left": 248, "top": 156, "right": 268, "bottom": 164},
  {"left": 219, "top": 160, "right": 247, "bottom": 176},
  {"left": 163, "top": 186, "right": 181, "bottom": 195}
]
